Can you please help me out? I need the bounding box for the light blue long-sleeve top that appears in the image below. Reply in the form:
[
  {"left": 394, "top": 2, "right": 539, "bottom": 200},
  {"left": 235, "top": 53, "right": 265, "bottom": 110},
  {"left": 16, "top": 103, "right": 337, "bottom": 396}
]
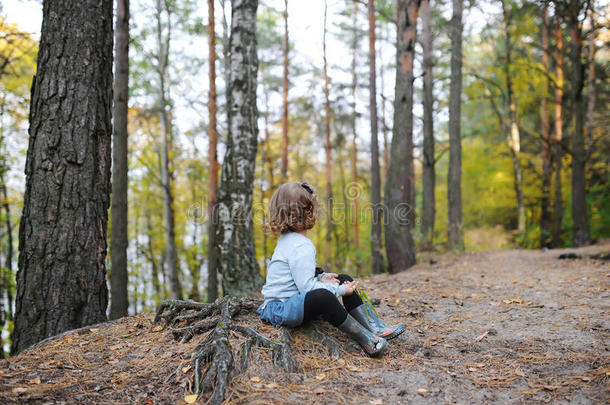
[{"left": 261, "top": 232, "right": 346, "bottom": 306}]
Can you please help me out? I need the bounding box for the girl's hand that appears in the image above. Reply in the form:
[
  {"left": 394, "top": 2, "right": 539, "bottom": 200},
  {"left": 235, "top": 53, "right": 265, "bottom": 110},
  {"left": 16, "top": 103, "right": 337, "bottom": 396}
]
[
  {"left": 320, "top": 273, "right": 339, "bottom": 284},
  {"left": 343, "top": 280, "right": 359, "bottom": 296}
]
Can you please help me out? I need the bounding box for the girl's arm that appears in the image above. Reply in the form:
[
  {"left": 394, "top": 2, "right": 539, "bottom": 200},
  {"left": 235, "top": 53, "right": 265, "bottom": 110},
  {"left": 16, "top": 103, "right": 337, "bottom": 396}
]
[{"left": 289, "top": 243, "right": 346, "bottom": 296}]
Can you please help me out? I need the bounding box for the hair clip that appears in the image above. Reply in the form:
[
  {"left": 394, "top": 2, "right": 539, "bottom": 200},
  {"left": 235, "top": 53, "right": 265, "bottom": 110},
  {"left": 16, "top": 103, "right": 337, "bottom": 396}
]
[{"left": 301, "top": 182, "right": 314, "bottom": 194}]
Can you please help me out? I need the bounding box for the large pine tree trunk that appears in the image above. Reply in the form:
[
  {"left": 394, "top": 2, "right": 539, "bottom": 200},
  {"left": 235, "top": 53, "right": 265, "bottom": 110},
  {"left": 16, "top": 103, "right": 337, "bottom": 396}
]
[
  {"left": 447, "top": 0, "right": 464, "bottom": 251},
  {"left": 420, "top": 0, "right": 435, "bottom": 249},
  {"left": 540, "top": 2, "right": 553, "bottom": 248},
  {"left": 12, "top": 0, "right": 113, "bottom": 353},
  {"left": 280, "top": 0, "right": 289, "bottom": 181},
  {"left": 215, "top": 0, "right": 260, "bottom": 296},
  {"left": 569, "top": 0, "right": 590, "bottom": 247},
  {"left": 385, "top": 0, "right": 420, "bottom": 273},
  {"left": 110, "top": 0, "right": 130, "bottom": 320},
  {"left": 207, "top": 0, "right": 219, "bottom": 302},
  {"left": 155, "top": 0, "right": 182, "bottom": 300},
  {"left": 368, "top": 0, "right": 384, "bottom": 274},
  {"left": 501, "top": 1, "right": 525, "bottom": 236},
  {"left": 323, "top": 0, "right": 333, "bottom": 270},
  {"left": 552, "top": 17, "right": 564, "bottom": 247}
]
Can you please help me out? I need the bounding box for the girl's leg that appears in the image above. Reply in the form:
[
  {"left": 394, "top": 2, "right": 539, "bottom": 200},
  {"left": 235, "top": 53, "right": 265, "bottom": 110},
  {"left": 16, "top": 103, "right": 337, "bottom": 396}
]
[
  {"left": 303, "top": 288, "right": 347, "bottom": 326},
  {"left": 303, "top": 288, "right": 387, "bottom": 356},
  {"left": 336, "top": 273, "right": 406, "bottom": 340}
]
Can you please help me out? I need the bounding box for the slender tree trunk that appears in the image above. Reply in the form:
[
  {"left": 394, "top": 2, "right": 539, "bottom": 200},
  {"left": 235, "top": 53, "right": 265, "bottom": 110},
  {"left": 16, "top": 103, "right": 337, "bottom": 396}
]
[
  {"left": 385, "top": 0, "right": 420, "bottom": 272},
  {"left": 215, "top": 0, "right": 260, "bottom": 296},
  {"left": 447, "top": 0, "right": 463, "bottom": 251},
  {"left": 281, "top": 0, "right": 289, "bottom": 181},
  {"left": 381, "top": 22, "right": 390, "bottom": 180},
  {"left": 569, "top": 0, "right": 589, "bottom": 247},
  {"left": 323, "top": 0, "right": 333, "bottom": 270},
  {"left": 207, "top": 0, "right": 219, "bottom": 303},
  {"left": 144, "top": 212, "right": 162, "bottom": 306},
  {"left": 540, "top": 2, "right": 553, "bottom": 248},
  {"left": 368, "top": 0, "right": 384, "bottom": 273},
  {"left": 110, "top": 0, "right": 130, "bottom": 320},
  {"left": 421, "top": 0, "right": 435, "bottom": 249},
  {"left": 261, "top": 84, "right": 272, "bottom": 269},
  {"left": 552, "top": 17, "right": 564, "bottom": 247},
  {"left": 0, "top": 167, "right": 13, "bottom": 358},
  {"left": 501, "top": 1, "right": 525, "bottom": 236},
  {"left": 350, "top": 1, "right": 360, "bottom": 252},
  {"left": 155, "top": 0, "right": 182, "bottom": 300},
  {"left": 12, "top": 0, "right": 113, "bottom": 354},
  {"left": 585, "top": 15, "right": 596, "bottom": 157}
]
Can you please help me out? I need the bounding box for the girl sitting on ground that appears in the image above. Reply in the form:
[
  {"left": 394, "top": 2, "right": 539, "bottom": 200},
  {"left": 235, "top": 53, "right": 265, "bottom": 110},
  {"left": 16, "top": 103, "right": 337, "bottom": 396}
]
[{"left": 256, "top": 182, "right": 405, "bottom": 357}]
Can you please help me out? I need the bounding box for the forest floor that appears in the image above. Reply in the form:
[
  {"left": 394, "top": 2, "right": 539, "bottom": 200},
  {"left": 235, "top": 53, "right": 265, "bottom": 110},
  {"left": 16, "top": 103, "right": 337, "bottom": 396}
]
[{"left": 1, "top": 241, "right": 608, "bottom": 404}]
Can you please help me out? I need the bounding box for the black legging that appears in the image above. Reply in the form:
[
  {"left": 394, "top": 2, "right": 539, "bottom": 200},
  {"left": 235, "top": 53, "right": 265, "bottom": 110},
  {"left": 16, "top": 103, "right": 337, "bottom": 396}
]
[{"left": 303, "top": 273, "right": 364, "bottom": 326}]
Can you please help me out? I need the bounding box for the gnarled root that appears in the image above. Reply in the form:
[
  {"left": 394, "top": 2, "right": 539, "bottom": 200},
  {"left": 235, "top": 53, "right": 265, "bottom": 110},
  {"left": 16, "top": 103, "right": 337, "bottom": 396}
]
[{"left": 155, "top": 296, "right": 295, "bottom": 405}]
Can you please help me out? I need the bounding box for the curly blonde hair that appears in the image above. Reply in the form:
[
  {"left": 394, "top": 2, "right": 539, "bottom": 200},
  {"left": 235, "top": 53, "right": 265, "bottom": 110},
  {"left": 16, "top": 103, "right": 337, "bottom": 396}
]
[{"left": 267, "top": 182, "right": 319, "bottom": 234}]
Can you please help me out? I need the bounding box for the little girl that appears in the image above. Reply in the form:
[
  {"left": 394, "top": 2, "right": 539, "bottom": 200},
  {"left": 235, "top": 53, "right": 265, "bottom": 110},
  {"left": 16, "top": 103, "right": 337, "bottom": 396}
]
[{"left": 256, "top": 182, "right": 405, "bottom": 356}]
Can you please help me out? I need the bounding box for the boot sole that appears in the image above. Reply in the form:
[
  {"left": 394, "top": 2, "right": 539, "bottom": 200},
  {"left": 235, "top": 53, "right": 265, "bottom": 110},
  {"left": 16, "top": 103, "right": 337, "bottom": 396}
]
[{"left": 376, "top": 324, "right": 406, "bottom": 340}]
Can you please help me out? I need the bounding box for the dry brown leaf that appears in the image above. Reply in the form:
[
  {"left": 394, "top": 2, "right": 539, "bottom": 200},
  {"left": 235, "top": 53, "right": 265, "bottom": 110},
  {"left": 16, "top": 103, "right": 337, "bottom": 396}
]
[
  {"left": 182, "top": 365, "right": 192, "bottom": 374},
  {"left": 315, "top": 373, "right": 326, "bottom": 380},
  {"left": 250, "top": 377, "right": 262, "bottom": 383},
  {"left": 184, "top": 394, "right": 198, "bottom": 404},
  {"left": 152, "top": 325, "right": 164, "bottom": 332},
  {"left": 29, "top": 377, "right": 41, "bottom": 384},
  {"left": 89, "top": 328, "right": 99, "bottom": 333},
  {"left": 417, "top": 388, "right": 428, "bottom": 396}
]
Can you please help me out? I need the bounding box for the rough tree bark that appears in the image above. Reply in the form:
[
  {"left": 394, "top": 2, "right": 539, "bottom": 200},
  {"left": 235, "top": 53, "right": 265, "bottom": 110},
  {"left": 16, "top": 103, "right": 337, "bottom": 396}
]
[
  {"left": 501, "top": 0, "right": 525, "bottom": 237},
  {"left": 568, "top": 0, "right": 590, "bottom": 247},
  {"left": 385, "top": 0, "right": 420, "bottom": 273},
  {"left": 552, "top": 16, "right": 564, "bottom": 247},
  {"left": 110, "top": 0, "right": 130, "bottom": 320},
  {"left": 323, "top": 0, "right": 333, "bottom": 270},
  {"left": 12, "top": 0, "right": 113, "bottom": 353},
  {"left": 540, "top": 2, "right": 553, "bottom": 248},
  {"left": 447, "top": 0, "right": 464, "bottom": 251},
  {"left": 280, "top": 0, "right": 289, "bottom": 181},
  {"left": 155, "top": 0, "right": 182, "bottom": 299},
  {"left": 368, "top": 0, "right": 385, "bottom": 274},
  {"left": 215, "top": 0, "right": 261, "bottom": 296},
  {"left": 207, "top": 0, "right": 219, "bottom": 303},
  {"left": 420, "top": 0, "right": 435, "bottom": 249}
]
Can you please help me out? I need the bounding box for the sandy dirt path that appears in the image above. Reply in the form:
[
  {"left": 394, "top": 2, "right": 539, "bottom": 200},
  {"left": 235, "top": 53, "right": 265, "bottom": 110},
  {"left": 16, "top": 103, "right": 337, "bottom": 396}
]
[{"left": 1, "top": 242, "right": 608, "bottom": 404}]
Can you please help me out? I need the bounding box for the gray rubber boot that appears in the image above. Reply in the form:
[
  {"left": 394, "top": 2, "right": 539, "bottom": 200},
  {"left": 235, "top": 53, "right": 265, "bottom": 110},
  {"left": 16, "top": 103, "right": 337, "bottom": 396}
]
[
  {"left": 349, "top": 303, "right": 406, "bottom": 340},
  {"left": 337, "top": 314, "right": 387, "bottom": 357}
]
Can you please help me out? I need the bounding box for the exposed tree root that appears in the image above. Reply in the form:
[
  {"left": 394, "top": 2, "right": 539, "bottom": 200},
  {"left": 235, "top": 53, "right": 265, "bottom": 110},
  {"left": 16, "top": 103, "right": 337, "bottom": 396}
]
[
  {"left": 155, "top": 296, "right": 299, "bottom": 405},
  {"left": 303, "top": 323, "right": 341, "bottom": 360}
]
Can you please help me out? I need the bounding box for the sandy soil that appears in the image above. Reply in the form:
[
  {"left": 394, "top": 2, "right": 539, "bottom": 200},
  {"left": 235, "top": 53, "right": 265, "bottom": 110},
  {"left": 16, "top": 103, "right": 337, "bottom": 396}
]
[{"left": 1, "top": 242, "right": 608, "bottom": 404}]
